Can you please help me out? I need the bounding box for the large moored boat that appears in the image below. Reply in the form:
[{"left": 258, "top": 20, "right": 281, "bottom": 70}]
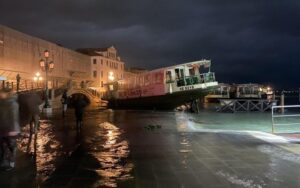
[{"left": 104, "top": 60, "right": 218, "bottom": 109}]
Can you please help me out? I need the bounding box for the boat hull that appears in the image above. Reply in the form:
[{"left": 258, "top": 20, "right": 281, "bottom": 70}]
[{"left": 107, "top": 87, "right": 214, "bottom": 110}]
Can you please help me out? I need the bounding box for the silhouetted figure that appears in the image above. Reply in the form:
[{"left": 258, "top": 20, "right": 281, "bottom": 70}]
[
  {"left": 73, "top": 95, "right": 87, "bottom": 131},
  {"left": 61, "top": 90, "right": 68, "bottom": 118},
  {"left": 18, "top": 92, "right": 43, "bottom": 130},
  {"left": 18, "top": 92, "right": 43, "bottom": 155},
  {"left": 0, "top": 89, "right": 20, "bottom": 171}
]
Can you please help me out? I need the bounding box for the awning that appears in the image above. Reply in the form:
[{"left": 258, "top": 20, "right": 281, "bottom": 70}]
[{"left": 0, "top": 76, "right": 6, "bottom": 81}]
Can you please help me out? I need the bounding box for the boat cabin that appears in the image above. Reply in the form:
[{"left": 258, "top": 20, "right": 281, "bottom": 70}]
[
  {"left": 235, "top": 83, "right": 274, "bottom": 99},
  {"left": 165, "top": 60, "right": 214, "bottom": 88},
  {"left": 105, "top": 59, "right": 218, "bottom": 100}
]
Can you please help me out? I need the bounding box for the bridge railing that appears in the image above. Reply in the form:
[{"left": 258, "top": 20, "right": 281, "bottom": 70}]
[
  {"left": 1, "top": 79, "right": 44, "bottom": 92},
  {"left": 271, "top": 105, "right": 300, "bottom": 133}
]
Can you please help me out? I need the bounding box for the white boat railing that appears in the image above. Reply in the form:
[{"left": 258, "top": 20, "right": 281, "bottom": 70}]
[{"left": 271, "top": 105, "right": 300, "bottom": 133}]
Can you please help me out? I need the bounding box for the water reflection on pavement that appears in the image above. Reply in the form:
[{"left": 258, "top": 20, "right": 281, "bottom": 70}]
[
  {"left": 89, "top": 122, "right": 133, "bottom": 187},
  {"left": 18, "top": 119, "right": 66, "bottom": 183},
  {"left": 2, "top": 110, "right": 134, "bottom": 188},
  {"left": 2, "top": 110, "right": 300, "bottom": 188}
]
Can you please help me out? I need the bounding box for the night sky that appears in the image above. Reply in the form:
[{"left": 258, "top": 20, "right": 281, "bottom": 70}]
[{"left": 0, "top": 0, "right": 299, "bottom": 89}]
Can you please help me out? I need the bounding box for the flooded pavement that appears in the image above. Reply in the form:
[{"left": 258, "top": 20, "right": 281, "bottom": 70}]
[{"left": 1, "top": 110, "right": 300, "bottom": 187}]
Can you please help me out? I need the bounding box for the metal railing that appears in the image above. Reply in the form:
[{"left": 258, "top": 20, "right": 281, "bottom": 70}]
[
  {"left": 175, "top": 72, "right": 215, "bottom": 87},
  {"left": 271, "top": 105, "right": 300, "bottom": 133}
]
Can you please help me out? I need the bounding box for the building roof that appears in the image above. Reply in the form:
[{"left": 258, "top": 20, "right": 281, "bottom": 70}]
[{"left": 76, "top": 46, "right": 115, "bottom": 56}]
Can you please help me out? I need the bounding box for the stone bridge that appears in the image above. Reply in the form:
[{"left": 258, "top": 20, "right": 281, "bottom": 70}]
[
  {"left": 49, "top": 87, "right": 102, "bottom": 109},
  {"left": 67, "top": 88, "right": 101, "bottom": 107}
]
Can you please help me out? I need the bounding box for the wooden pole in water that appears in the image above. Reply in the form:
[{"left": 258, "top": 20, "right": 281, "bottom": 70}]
[{"left": 281, "top": 91, "right": 285, "bottom": 113}]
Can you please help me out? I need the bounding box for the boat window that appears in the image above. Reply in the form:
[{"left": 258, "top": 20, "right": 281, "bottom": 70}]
[
  {"left": 144, "top": 74, "right": 151, "bottom": 86},
  {"left": 189, "top": 68, "right": 195, "bottom": 76},
  {"left": 180, "top": 69, "right": 184, "bottom": 78},
  {"left": 175, "top": 69, "right": 180, "bottom": 79},
  {"left": 166, "top": 71, "right": 172, "bottom": 83},
  {"left": 244, "top": 87, "right": 250, "bottom": 94},
  {"left": 138, "top": 76, "right": 144, "bottom": 86}
]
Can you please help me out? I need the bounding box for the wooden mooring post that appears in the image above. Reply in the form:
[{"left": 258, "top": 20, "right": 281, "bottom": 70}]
[{"left": 217, "top": 99, "right": 277, "bottom": 113}]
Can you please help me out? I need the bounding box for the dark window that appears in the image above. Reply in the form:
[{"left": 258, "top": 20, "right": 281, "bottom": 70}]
[
  {"left": 189, "top": 68, "right": 195, "bottom": 76},
  {"left": 166, "top": 71, "right": 172, "bottom": 83},
  {"left": 93, "top": 71, "right": 97, "bottom": 78},
  {"left": 101, "top": 71, "right": 103, "bottom": 78},
  {"left": 93, "top": 59, "right": 97, "bottom": 65},
  {"left": 101, "top": 81, "right": 103, "bottom": 87},
  {"left": 101, "top": 59, "right": 103, "bottom": 65}
]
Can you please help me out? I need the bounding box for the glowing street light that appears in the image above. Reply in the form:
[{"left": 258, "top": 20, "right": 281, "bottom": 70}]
[
  {"left": 39, "top": 50, "right": 54, "bottom": 108},
  {"left": 108, "top": 71, "right": 115, "bottom": 82},
  {"left": 33, "top": 72, "right": 43, "bottom": 87}
]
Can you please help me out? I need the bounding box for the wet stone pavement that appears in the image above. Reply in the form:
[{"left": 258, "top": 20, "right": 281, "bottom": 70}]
[{"left": 1, "top": 110, "right": 300, "bottom": 187}]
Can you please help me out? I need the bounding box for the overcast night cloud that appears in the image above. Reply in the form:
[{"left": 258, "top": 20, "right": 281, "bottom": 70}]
[{"left": 0, "top": 0, "right": 299, "bottom": 89}]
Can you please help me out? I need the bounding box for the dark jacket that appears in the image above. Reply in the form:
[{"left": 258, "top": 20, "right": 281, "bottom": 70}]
[
  {"left": 61, "top": 92, "right": 68, "bottom": 104},
  {"left": 0, "top": 95, "right": 20, "bottom": 136},
  {"left": 74, "top": 98, "right": 87, "bottom": 117},
  {"left": 18, "top": 92, "right": 43, "bottom": 127}
]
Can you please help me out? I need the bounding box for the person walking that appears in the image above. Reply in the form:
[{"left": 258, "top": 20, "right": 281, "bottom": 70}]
[
  {"left": 0, "top": 89, "right": 20, "bottom": 171},
  {"left": 61, "top": 90, "right": 68, "bottom": 118},
  {"left": 73, "top": 95, "right": 87, "bottom": 132}
]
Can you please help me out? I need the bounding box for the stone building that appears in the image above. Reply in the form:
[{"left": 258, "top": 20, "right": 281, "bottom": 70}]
[
  {"left": 77, "top": 47, "right": 125, "bottom": 97},
  {"left": 0, "top": 24, "right": 92, "bottom": 91}
]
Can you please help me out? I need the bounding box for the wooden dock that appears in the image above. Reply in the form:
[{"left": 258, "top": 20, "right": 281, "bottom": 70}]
[{"left": 217, "top": 99, "right": 277, "bottom": 112}]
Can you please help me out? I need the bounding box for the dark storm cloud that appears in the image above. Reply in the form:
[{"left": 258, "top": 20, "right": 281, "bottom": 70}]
[{"left": 0, "top": 0, "right": 299, "bottom": 89}]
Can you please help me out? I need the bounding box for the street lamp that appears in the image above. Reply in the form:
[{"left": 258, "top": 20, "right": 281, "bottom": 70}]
[
  {"left": 108, "top": 72, "right": 115, "bottom": 91},
  {"left": 108, "top": 71, "right": 115, "bottom": 82},
  {"left": 33, "top": 72, "right": 43, "bottom": 88},
  {"left": 39, "top": 50, "right": 54, "bottom": 108}
]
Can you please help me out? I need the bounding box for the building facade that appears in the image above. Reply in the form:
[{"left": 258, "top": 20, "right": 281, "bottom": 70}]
[
  {"left": 0, "top": 25, "right": 127, "bottom": 99},
  {"left": 77, "top": 47, "right": 125, "bottom": 97},
  {"left": 0, "top": 25, "right": 92, "bottom": 91}
]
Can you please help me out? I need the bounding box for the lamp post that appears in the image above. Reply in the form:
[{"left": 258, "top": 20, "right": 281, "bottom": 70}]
[
  {"left": 39, "top": 50, "right": 54, "bottom": 108},
  {"left": 33, "top": 72, "right": 43, "bottom": 88}
]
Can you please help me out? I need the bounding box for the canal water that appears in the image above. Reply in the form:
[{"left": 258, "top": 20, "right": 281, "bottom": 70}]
[{"left": 190, "top": 95, "right": 300, "bottom": 133}]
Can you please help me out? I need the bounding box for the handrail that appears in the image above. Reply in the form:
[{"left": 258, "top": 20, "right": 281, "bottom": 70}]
[
  {"left": 174, "top": 72, "right": 215, "bottom": 86},
  {"left": 271, "top": 105, "right": 300, "bottom": 133}
]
